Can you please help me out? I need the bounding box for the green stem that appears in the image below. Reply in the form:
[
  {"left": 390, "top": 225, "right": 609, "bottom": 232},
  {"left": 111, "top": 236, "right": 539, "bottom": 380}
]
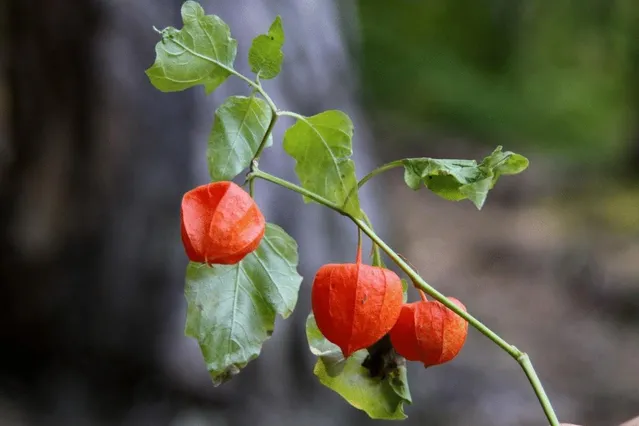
[
  {"left": 357, "top": 160, "right": 404, "bottom": 190},
  {"left": 362, "top": 212, "right": 383, "bottom": 267},
  {"left": 343, "top": 160, "right": 404, "bottom": 213},
  {"left": 277, "top": 110, "right": 306, "bottom": 121},
  {"left": 356, "top": 217, "right": 559, "bottom": 424},
  {"left": 249, "top": 168, "right": 560, "bottom": 426},
  {"left": 354, "top": 217, "right": 519, "bottom": 356},
  {"left": 518, "top": 354, "right": 561, "bottom": 426},
  {"left": 249, "top": 169, "right": 344, "bottom": 212},
  {"left": 356, "top": 228, "right": 363, "bottom": 264},
  {"left": 249, "top": 177, "right": 255, "bottom": 197},
  {"left": 253, "top": 113, "right": 279, "bottom": 163},
  {"left": 252, "top": 169, "right": 516, "bottom": 352}
]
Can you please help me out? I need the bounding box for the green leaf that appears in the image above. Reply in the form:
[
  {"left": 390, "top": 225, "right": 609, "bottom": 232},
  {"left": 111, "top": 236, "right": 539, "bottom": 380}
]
[
  {"left": 481, "top": 145, "right": 530, "bottom": 185},
  {"left": 185, "top": 223, "right": 302, "bottom": 385},
  {"left": 248, "top": 16, "right": 285, "bottom": 79},
  {"left": 283, "top": 111, "right": 362, "bottom": 218},
  {"left": 458, "top": 175, "right": 493, "bottom": 208},
  {"left": 400, "top": 279, "right": 408, "bottom": 303},
  {"left": 403, "top": 159, "right": 478, "bottom": 191},
  {"left": 306, "top": 314, "right": 411, "bottom": 420},
  {"left": 146, "top": 1, "right": 237, "bottom": 94},
  {"left": 208, "top": 95, "right": 273, "bottom": 181},
  {"left": 402, "top": 146, "right": 528, "bottom": 209}
]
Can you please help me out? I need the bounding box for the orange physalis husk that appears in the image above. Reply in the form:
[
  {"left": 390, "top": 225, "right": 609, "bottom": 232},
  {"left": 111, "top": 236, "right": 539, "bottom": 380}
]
[
  {"left": 389, "top": 295, "right": 468, "bottom": 367},
  {"left": 311, "top": 246, "right": 404, "bottom": 358},
  {"left": 180, "top": 181, "right": 266, "bottom": 265}
]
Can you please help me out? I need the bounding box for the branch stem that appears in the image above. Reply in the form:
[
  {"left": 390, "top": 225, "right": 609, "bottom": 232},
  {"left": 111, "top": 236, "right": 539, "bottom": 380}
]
[
  {"left": 362, "top": 212, "right": 383, "bottom": 267},
  {"left": 518, "top": 354, "right": 561, "bottom": 425},
  {"left": 357, "top": 160, "right": 404, "bottom": 190},
  {"left": 249, "top": 177, "right": 255, "bottom": 197},
  {"left": 277, "top": 110, "right": 306, "bottom": 121},
  {"left": 253, "top": 113, "right": 279, "bottom": 163},
  {"left": 248, "top": 169, "right": 343, "bottom": 212},
  {"left": 343, "top": 160, "right": 404, "bottom": 209},
  {"left": 248, "top": 168, "right": 560, "bottom": 426},
  {"left": 354, "top": 217, "right": 519, "bottom": 355}
]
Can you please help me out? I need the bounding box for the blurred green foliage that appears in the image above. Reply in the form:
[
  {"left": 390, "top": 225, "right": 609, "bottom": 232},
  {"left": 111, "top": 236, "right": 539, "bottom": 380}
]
[{"left": 357, "top": 0, "right": 638, "bottom": 164}]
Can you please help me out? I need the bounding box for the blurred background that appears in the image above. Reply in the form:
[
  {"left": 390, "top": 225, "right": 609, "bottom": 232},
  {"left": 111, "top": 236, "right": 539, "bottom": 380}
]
[{"left": 1, "top": 0, "right": 638, "bottom": 425}]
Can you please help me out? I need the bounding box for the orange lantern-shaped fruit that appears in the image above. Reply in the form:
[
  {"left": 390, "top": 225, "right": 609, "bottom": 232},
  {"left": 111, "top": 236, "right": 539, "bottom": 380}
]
[
  {"left": 180, "top": 181, "right": 266, "bottom": 265},
  {"left": 311, "top": 248, "right": 404, "bottom": 358},
  {"left": 389, "top": 296, "right": 468, "bottom": 368}
]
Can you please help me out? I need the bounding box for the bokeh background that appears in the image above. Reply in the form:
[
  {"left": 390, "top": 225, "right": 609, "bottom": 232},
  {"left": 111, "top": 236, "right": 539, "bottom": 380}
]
[{"left": 1, "top": 0, "right": 638, "bottom": 425}]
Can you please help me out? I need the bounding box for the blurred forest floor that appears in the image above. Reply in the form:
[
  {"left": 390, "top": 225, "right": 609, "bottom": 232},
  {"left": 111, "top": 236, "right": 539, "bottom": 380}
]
[
  {"left": 357, "top": 1, "right": 639, "bottom": 423},
  {"left": 387, "top": 150, "right": 639, "bottom": 426}
]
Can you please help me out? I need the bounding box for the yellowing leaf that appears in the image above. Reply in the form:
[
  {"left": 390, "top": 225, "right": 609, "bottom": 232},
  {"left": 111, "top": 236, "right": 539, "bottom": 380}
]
[{"left": 402, "top": 146, "right": 529, "bottom": 209}]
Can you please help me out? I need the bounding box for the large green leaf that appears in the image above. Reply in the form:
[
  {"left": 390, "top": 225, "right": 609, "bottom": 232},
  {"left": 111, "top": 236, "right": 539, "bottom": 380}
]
[
  {"left": 402, "top": 146, "right": 529, "bottom": 209},
  {"left": 306, "top": 314, "right": 411, "bottom": 420},
  {"left": 248, "top": 16, "right": 285, "bottom": 79},
  {"left": 185, "top": 224, "right": 302, "bottom": 385},
  {"left": 208, "top": 95, "right": 273, "bottom": 181},
  {"left": 146, "top": 1, "right": 237, "bottom": 94},
  {"left": 283, "top": 111, "right": 362, "bottom": 218}
]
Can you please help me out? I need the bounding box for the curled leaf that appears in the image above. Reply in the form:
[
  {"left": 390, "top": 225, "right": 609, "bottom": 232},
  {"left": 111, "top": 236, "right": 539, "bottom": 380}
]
[{"left": 402, "top": 146, "right": 529, "bottom": 209}]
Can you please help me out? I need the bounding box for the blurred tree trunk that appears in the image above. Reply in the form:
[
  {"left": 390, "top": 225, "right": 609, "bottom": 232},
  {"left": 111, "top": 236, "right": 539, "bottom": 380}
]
[
  {"left": 0, "top": 0, "right": 383, "bottom": 425},
  {"left": 1, "top": 0, "right": 110, "bottom": 400},
  {"left": 0, "top": 0, "right": 223, "bottom": 424}
]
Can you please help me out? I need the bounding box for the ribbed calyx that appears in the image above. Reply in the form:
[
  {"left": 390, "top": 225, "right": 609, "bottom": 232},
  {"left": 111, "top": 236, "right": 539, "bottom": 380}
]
[{"left": 181, "top": 181, "right": 265, "bottom": 265}]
